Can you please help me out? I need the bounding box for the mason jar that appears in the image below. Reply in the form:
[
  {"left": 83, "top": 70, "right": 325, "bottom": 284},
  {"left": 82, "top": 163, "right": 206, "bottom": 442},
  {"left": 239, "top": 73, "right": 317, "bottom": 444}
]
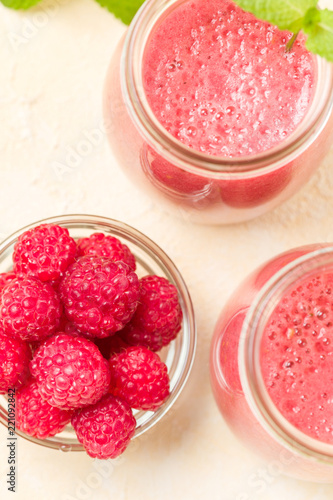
[
  {"left": 103, "top": 0, "right": 333, "bottom": 224},
  {"left": 210, "top": 244, "right": 333, "bottom": 482}
]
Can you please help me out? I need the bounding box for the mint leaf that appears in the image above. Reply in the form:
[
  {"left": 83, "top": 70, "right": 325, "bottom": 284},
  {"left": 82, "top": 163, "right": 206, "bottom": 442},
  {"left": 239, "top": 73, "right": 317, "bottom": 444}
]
[
  {"left": 94, "top": 0, "right": 145, "bottom": 25},
  {"left": 235, "top": 0, "right": 333, "bottom": 62},
  {"left": 1, "top": 0, "right": 42, "bottom": 9},
  {"left": 235, "top": 0, "right": 317, "bottom": 30},
  {"left": 304, "top": 9, "right": 333, "bottom": 61}
]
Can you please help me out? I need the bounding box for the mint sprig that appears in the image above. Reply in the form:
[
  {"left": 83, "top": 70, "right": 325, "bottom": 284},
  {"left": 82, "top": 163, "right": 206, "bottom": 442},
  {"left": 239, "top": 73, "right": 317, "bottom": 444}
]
[
  {"left": 1, "top": 0, "right": 41, "bottom": 9},
  {"left": 304, "top": 8, "right": 333, "bottom": 61},
  {"left": 1, "top": 0, "right": 333, "bottom": 62},
  {"left": 94, "top": 0, "right": 144, "bottom": 24},
  {"left": 236, "top": 0, "right": 333, "bottom": 61},
  {"left": 0, "top": 0, "right": 145, "bottom": 24}
]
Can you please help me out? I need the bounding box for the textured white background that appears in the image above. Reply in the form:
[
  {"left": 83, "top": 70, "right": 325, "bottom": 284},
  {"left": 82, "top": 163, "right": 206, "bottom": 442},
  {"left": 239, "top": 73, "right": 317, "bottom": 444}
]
[{"left": 1, "top": 0, "right": 333, "bottom": 499}]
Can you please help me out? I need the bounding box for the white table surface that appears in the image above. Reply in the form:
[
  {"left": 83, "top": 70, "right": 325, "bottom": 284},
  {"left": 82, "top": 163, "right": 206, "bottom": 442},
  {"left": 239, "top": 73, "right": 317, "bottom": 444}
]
[{"left": 1, "top": 0, "right": 333, "bottom": 499}]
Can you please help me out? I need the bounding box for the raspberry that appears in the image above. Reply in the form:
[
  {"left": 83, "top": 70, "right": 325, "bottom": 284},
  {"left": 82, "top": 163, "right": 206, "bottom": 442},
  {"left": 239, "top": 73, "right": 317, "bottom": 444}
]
[
  {"left": 58, "top": 312, "right": 83, "bottom": 337},
  {"left": 0, "top": 277, "right": 62, "bottom": 342},
  {"left": 30, "top": 333, "right": 111, "bottom": 410},
  {"left": 16, "top": 380, "right": 72, "bottom": 439},
  {"left": 72, "top": 394, "right": 136, "bottom": 459},
  {"left": 0, "top": 331, "right": 31, "bottom": 394},
  {"left": 59, "top": 256, "right": 140, "bottom": 338},
  {"left": 0, "top": 272, "right": 16, "bottom": 293},
  {"left": 122, "top": 275, "right": 182, "bottom": 351},
  {"left": 109, "top": 346, "right": 170, "bottom": 411},
  {"left": 13, "top": 224, "right": 77, "bottom": 282},
  {"left": 60, "top": 313, "right": 104, "bottom": 341},
  {"left": 77, "top": 233, "right": 136, "bottom": 271},
  {"left": 94, "top": 333, "right": 130, "bottom": 359},
  {"left": 29, "top": 340, "right": 42, "bottom": 356}
]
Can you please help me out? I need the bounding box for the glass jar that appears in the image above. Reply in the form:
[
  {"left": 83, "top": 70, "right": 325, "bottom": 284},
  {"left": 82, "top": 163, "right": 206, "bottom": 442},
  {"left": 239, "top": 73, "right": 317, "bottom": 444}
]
[
  {"left": 210, "top": 244, "right": 333, "bottom": 482},
  {"left": 103, "top": 0, "right": 333, "bottom": 225},
  {"left": 0, "top": 214, "right": 196, "bottom": 452}
]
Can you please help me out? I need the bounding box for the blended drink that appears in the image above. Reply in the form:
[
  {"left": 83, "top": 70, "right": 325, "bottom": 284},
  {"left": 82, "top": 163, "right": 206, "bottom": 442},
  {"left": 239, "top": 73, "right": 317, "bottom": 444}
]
[
  {"left": 104, "top": 0, "right": 333, "bottom": 223},
  {"left": 261, "top": 270, "right": 333, "bottom": 444},
  {"left": 143, "top": 0, "right": 315, "bottom": 157},
  {"left": 210, "top": 245, "right": 333, "bottom": 480}
]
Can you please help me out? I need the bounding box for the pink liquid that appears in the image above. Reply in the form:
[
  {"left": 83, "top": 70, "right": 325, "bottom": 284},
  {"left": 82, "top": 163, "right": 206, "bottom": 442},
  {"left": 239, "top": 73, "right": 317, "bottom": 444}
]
[
  {"left": 261, "top": 270, "right": 333, "bottom": 444},
  {"left": 209, "top": 245, "right": 333, "bottom": 478},
  {"left": 105, "top": 0, "right": 333, "bottom": 224},
  {"left": 143, "top": 0, "right": 315, "bottom": 157}
]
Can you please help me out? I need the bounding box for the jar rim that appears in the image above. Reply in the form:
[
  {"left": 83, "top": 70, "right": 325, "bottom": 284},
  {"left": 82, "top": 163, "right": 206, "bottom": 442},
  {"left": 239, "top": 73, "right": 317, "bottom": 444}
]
[
  {"left": 122, "top": 0, "right": 333, "bottom": 177},
  {"left": 0, "top": 214, "right": 196, "bottom": 451},
  {"left": 239, "top": 244, "right": 333, "bottom": 463}
]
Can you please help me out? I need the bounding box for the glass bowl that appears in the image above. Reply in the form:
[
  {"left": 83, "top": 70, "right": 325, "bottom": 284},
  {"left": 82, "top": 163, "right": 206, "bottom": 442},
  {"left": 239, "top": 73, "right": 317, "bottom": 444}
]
[{"left": 0, "top": 214, "right": 196, "bottom": 452}]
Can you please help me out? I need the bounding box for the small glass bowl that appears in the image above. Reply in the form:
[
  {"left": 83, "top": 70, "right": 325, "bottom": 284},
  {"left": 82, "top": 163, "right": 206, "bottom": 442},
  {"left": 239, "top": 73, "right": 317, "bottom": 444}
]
[{"left": 0, "top": 214, "right": 196, "bottom": 452}]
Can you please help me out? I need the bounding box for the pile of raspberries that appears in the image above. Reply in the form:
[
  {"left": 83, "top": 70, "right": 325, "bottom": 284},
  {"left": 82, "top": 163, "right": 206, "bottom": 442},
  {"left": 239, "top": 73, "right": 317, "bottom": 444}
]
[{"left": 0, "top": 224, "right": 182, "bottom": 459}]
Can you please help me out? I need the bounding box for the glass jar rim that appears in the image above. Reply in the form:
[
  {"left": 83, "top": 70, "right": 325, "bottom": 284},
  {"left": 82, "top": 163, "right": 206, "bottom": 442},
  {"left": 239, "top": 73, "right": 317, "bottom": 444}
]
[
  {"left": 121, "top": 0, "right": 333, "bottom": 177},
  {"left": 0, "top": 214, "right": 197, "bottom": 451},
  {"left": 239, "top": 244, "right": 333, "bottom": 463}
]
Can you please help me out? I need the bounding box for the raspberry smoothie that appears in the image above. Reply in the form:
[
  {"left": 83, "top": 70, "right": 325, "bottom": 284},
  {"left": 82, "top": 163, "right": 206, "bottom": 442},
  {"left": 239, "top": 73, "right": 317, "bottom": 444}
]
[
  {"left": 210, "top": 245, "right": 333, "bottom": 480},
  {"left": 142, "top": 0, "right": 314, "bottom": 157},
  {"left": 261, "top": 270, "right": 333, "bottom": 444},
  {"left": 104, "top": 0, "right": 333, "bottom": 223}
]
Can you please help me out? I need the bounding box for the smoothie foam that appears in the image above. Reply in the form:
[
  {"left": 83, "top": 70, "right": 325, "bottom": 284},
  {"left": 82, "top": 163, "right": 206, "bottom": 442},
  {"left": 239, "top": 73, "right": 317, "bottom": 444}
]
[{"left": 143, "top": 0, "right": 315, "bottom": 157}]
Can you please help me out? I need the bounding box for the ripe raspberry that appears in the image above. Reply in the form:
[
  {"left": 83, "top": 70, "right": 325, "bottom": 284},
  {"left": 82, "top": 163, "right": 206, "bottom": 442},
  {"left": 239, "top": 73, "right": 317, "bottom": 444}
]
[
  {"left": 109, "top": 346, "right": 170, "bottom": 411},
  {"left": 58, "top": 312, "right": 84, "bottom": 337},
  {"left": 16, "top": 380, "right": 72, "bottom": 439},
  {"left": 29, "top": 340, "right": 42, "bottom": 356},
  {"left": 0, "top": 272, "right": 16, "bottom": 293},
  {"left": 72, "top": 394, "right": 136, "bottom": 459},
  {"left": 13, "top": 224, "right": 77, "bottom": 282},
  {"left": 0, "top": 331, "right": 31, "bottom": 394},
  {"left": 77, "top": 233, "right": 136, "bottom": 271},
  {"left": 122, "top": 275, "right": 182, "bottom": 351},
  {"left": 59, "top": 312, "right": 104, "bottom": 341},
  {"left": 30, "top": 333, "right": 111, "bottom": 410},
  {"left": 59, "top": 256, "right": 140, "bottom": 338},
  {"left": 0, "top": 277, "right": 62, "bottom": 342},
  {"left": 94, "top": 333, "right": 130, "bottom": 359}
]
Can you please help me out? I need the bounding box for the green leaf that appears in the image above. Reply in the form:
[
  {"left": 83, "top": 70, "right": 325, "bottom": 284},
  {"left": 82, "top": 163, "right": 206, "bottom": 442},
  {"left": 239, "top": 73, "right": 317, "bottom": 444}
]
[
  {"left": 0, "top": 0, "right": 42, "bottom": 9},
  {"left": 304, "top": 8, "right": 333, "bottom": 61},
  {"left": 94, "top": 0, "right": 145, "bottom": 25},
  {"left": 235, "top": 0, "right": 317, "bottom": 30},
  {"left": 235, "top": 0, "right": 333, "bottom": 62}
]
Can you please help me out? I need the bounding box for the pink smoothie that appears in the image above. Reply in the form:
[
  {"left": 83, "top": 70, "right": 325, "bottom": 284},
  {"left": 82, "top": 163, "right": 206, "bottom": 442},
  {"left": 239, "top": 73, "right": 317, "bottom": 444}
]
[
  {"left": 261, "top": 271, "right": 333, "bottom": 444},
  {"left": 142, "top": 0, "right": 315, "bottom": 157}
]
